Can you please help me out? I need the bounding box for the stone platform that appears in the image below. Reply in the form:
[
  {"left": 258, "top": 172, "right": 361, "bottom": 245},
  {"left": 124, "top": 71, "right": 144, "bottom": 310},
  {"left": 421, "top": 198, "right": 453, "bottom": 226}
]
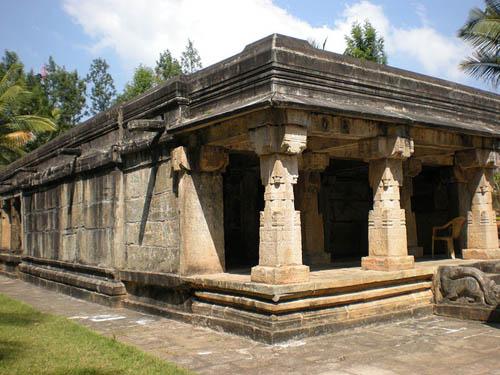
[
  {"left": 10, "top": 255, "right": 480, "bottom": 343},
  {"left": 183, "top": 259, "right": 475, "bottom": 343}
]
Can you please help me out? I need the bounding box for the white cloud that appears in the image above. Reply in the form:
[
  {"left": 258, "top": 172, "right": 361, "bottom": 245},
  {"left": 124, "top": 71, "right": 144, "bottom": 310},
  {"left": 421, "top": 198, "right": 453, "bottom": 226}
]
[{"left": 62, "top": 0, "right": 472, "bottom": 84}]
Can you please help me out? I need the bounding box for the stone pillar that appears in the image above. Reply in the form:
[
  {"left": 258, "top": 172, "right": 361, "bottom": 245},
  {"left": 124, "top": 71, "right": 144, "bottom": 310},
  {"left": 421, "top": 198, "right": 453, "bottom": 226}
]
[
  {"left": 456, "top": 150, "right": 500, "bottom": 260},
  {"left": 0, "top": 201, "right": 11, "bottom": 249},
  {"left": 172, "top": 145, "right": 229, "bottom": 275},
  {"left": 296, "top": 152, "right": 330, "bottom": 265},
  {"left": 401, "top": 159, "right": 423, "bottom": 258},
  {"left": 250, "top": 125, "right": 310, "bottom": 284},
  {"left": 360, "top": 136, "right": 415, "bottom": 271}
]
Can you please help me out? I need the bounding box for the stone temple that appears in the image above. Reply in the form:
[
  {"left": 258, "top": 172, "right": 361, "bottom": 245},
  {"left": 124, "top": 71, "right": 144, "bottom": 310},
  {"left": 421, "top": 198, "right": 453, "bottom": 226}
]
[{"left": 0, "top": 34, "right": 499, "bottom": 343}]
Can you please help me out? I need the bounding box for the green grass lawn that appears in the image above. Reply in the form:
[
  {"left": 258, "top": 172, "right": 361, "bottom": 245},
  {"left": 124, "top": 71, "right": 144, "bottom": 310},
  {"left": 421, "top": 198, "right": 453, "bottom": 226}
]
[{"left": 0, "top": 293, "right": 191, "bottom": 375}]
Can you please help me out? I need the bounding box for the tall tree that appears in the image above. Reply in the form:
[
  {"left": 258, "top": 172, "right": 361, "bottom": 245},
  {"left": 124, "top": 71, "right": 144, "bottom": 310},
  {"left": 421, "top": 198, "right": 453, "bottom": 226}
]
[
  {"left": 86, "top": 58, "right": 116, "bottom": 116},
  {"left": 115, "top": 65, "right": 156, "bottom": 103},
  {"left": 344, "top": 21, "right": 388, "bottom": 64},
  {"left": 458, "top": 0, "right": 500, "bottom": 88},
  {"left": 43, "top": 57, "right": 86, "bottom": 127},
  {"left": 155, "top": 50, "right": 181, "bottom": 82},
  {"left": 181, "top": 39, "right": 202, "bottom": 74},
  {"left": 0, "top": 64, "right": 55, "bottom": 166}
]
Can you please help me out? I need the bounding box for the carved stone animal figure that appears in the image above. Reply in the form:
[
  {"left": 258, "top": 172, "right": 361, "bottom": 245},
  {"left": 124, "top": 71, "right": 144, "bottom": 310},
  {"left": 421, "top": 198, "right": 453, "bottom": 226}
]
[{"left": 439, "top": 266, "right": 498, "bottom": 306}]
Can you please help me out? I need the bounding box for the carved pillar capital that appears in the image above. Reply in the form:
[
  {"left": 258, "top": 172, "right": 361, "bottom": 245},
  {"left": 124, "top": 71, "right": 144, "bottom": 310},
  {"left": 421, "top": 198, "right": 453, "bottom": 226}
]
[
  {"left": 171, "top": 145, "right": 228, "bottom": 173},
  {"left": 455, "top": 149, "right": 500, "bottom": 170},
  {"left": 250, "top": 124, "right": 307, "bottom": 156},
  {"left": 359, "top": 136, "right": 414, "bottom": 161}
]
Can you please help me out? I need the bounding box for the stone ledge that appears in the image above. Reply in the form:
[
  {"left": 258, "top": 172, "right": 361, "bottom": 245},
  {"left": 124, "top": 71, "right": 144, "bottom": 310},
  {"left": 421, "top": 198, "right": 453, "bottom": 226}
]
[
  {"left": 194, "top": 281, "right": 433, "bottom": 314},
  {"left": 18, "top": 262, "right": 126, "bottom": 296},
  {"left": 434, "top": 303, "right": 500, "bottom": 323},
  {"left": 18, "top": 272, "right": 124, "bottom": 308},
  {"left": 191, "top": 290, "right": 433, "bottom": 344}
]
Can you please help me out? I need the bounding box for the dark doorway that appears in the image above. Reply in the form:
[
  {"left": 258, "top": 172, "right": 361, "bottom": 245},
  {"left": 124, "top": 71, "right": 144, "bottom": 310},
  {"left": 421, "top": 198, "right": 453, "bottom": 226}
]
[
  {"left": 322, "top": 160, "right": 371, "bottom": 261},
  {"left": 223, "top": 153, "right": 263, "bottom": 270},
  {"left": 413, "top": 166, "right": 460, "bottom": 257}
]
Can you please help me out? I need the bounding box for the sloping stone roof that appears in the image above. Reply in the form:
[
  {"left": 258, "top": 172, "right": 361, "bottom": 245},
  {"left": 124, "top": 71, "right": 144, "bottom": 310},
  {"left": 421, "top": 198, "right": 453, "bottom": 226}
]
[{"left": 1, "top": 33, "right": 499, "bottom": 184}]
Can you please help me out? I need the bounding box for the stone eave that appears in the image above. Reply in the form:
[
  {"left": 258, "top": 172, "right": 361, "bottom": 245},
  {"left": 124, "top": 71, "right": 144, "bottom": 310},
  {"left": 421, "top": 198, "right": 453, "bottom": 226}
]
[{"left": 1, "top": 33, "right": 499, "bottom": 188}]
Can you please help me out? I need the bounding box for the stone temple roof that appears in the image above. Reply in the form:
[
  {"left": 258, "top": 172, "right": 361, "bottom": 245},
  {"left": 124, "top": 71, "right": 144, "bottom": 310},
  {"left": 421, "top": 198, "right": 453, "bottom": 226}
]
[{"left": 1, "top": 33, "right": 499, "bottom": 182}]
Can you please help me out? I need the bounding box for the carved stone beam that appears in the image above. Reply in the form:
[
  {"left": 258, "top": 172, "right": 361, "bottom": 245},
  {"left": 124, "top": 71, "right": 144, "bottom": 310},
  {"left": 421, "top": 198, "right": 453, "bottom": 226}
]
[
  {"left": 127, "top": 119, "right": 165, "bottom": 132},
  {"left": 57, "top": 148, "right": 82, "bottom": 157}
]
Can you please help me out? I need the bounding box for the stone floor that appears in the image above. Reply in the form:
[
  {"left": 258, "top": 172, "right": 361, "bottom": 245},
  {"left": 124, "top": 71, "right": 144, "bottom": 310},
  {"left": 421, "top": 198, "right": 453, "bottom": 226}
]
[{"left": 0, "top": 275, "right": 499, "bottom": 375}]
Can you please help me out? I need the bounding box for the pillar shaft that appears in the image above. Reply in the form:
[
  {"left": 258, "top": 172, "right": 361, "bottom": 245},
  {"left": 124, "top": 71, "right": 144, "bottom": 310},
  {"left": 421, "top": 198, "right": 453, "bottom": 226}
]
[
  {"left": 401, "top": 159, "right": 423, "bottom": 257},
  {"left": 296, "top": 152, "right": 330, "bottom": 265},
  {"left": 250, "top": 125, "right": 309, "bottom": 284},
  {"left": 173, "top": 146, "right": 228, "bottom": 275},
  {"left": 457, "top": 150, "right": 500, "bottom": 260},
  {"left": 360, "top": 136, "right": 415, "bottom": 271}
]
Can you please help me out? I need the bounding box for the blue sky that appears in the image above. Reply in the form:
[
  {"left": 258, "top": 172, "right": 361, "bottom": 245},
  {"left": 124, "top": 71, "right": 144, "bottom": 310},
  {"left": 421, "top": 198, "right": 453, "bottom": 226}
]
[{"left": 1, "top": 0, "right": 494, "bottom": 93}]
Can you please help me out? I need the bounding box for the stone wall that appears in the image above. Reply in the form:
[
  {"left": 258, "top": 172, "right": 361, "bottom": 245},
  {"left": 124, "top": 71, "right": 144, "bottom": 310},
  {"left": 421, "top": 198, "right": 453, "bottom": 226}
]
[
  {"left": 24, "top": 171, "right": 117, "bottom": 266},
  {"left": 123, "top": 153, "right": 180, "bottom": 273},
  {"left": 21, "top": 147, "right": 181, "bottom": 274}
]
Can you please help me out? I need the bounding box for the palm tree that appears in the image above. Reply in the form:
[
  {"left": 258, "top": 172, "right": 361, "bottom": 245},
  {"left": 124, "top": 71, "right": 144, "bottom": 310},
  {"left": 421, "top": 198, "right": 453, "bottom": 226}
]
[
  {"left": 458, "top": 0, "right": 500, "bottom": 88},
  {"left": 0, "top": 64, "right": 55, "bottom": 166}
]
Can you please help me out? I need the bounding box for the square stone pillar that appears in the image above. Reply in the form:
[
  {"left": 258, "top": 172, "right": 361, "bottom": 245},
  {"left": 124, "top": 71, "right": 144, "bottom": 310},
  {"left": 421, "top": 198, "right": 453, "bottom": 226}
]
[
  {"left": 250, "top": 125, "right": 310, "bottom": 284},
  {"left": 172, "top": 145, "right": 228, "bottom": 275},
  {"left": 360, "top": 136, "right": 415, "bottom": 271},
  {"left": 456, "top": 150, "right": 500, "bottom": 260},
  {"left": 401, "top": 159, "right": 423, "bottom": 258},
  {"left": 296, "top": 152, "right": 330, "bottom": 265}
]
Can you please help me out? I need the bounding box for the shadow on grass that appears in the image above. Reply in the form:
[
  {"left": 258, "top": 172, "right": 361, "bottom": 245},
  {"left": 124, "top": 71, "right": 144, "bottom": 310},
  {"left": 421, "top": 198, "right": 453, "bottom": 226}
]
[
  {"left": 0, "top": 311, "right": 44, "bottom": 327},
  {"left": 50, "top": 368, "right": 127, "bottom": 375},
  {"left": 0, "top": 339, "right": 26, "bottom": 362}
]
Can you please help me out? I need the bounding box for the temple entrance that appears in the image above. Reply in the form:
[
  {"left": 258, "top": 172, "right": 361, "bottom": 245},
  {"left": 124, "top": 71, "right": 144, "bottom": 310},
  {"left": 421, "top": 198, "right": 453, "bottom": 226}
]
[
  {"left": 321, "top": 160, "right": 371, "bottom": 263},
  {"left": 223, "top": 153, "right": 263, "bottom": 270},
  {"left": 413, "top": 166, "right": 461, "bottom": 258}
]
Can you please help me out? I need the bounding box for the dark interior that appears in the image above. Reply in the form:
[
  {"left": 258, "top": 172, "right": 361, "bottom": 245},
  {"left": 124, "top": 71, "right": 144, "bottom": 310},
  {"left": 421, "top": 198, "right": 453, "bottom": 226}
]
[{"left": 321, "top": 160, "right": 371, "bottom": 261}]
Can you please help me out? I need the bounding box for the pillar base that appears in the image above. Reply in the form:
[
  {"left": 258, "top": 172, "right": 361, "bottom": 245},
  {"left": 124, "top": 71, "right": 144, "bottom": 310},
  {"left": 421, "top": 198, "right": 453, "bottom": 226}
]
[
  {"left": 304, "top": 251, "right": 331, "bottom": 266},
  {"left": 462, "top": 248, "right": 500, "bottom": 260},
  {"left": 361, "top": 256, "right": 415, "bottom": 271},
  {"left": 251, "top": 265, "right": 310, "bottom": 284},
  {"left": 408, "top": 246, "right": 423, "bottom": 258}
]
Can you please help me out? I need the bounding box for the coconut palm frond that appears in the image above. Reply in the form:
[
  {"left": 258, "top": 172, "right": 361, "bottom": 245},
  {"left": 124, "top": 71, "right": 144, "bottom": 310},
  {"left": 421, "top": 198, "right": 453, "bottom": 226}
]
[
  {"left": 0, "top": 84, "right": 29, "bottom": 112},
  {"left": 0, "top": 63, "right": 24, "bottom": 95},
  {"left": 458, "top": 1, "right": 500, "bottom": 87},
  {"left": 460, "top": 51, "right": 500, "bottom": 87},
  {"left": 11, "top": 115, "right": 56, "bottom": 134},
  {"left": 3, "top": 130, "right": 33, "bottom": 145}
]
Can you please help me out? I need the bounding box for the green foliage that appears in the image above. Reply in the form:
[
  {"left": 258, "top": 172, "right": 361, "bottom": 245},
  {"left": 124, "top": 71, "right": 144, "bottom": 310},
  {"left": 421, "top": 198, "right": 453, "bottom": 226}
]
[
  {"left": 0, "top": 63, "right": 56, "bottom": 165},
  {"left": 344, "top": 21, "right": 388, "bottom": 64},
  {"left": 43, "top": 57, "right": 87, "bottom": 127},
  {"left": 117, "top": 40, "right": 202, "bottom": 103},
  {"left": 0, "top": 294, "right": 190, "bottom": 375},
  {"left": 155, "top": 50, "right": 182, "bottom": 82},
  {"left": 458, "top": 0, "right": 500, "bottom": 88},
  {"left": 86, "top": 58, "right": 116, "bottom": 116},
  {"left": 115, "top": 65, "right": 156, "bottom": 104},
  {"left": 181, "top": 39, "right": 202, "bottom": 74}
]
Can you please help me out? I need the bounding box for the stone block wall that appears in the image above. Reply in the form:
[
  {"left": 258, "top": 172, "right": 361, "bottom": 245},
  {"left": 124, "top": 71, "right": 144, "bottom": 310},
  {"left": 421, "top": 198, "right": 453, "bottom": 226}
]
[
  {"left": 25, "top": 171, "right": 117, "bottom": 267},
  {"left": 123, "top": 153, "right": 180, "bottom": 273},
  {"left": 22, "top": 149, "right": 181, "bottom": 274}
]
